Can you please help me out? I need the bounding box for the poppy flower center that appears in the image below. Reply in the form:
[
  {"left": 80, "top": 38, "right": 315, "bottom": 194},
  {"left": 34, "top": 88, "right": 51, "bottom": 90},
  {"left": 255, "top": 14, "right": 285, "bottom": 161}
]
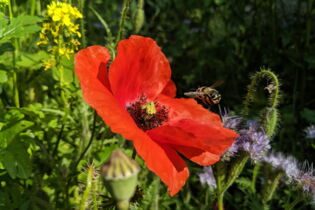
[{"left": 127, "top": 95, "right": 169, "bottom": 131}]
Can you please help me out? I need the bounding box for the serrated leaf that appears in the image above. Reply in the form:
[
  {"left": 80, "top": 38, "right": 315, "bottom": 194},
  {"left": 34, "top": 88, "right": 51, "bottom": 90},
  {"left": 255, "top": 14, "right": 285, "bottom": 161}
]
[
  {"left": 0, "top": 120, "right": 34, "bottom": 148},
  {"left": 0, "top": 15, "right": 41, "bottom": 44},
  {"left": 16, "top": 51, "right": 50, "bottom": 69},
  {"left": 0, "top": 139, "right": 32, "bottom": 179}
]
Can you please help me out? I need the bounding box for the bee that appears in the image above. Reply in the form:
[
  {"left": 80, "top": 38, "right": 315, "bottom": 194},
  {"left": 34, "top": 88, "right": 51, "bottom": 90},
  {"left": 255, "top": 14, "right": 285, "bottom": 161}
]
[{"left": 184, "top": 80, "right": 224, "bottom": 106}]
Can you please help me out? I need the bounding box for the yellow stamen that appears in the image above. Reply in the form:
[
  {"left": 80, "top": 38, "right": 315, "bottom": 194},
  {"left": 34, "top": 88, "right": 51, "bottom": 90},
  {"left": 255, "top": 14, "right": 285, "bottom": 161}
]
[{"left": 141, "top": 102, "right": 157, "bottom": 115}]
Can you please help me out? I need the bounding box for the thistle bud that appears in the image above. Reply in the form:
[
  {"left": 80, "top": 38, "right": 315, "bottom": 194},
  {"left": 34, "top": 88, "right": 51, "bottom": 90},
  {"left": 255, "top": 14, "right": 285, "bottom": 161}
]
[{"left": 101, "top": 149, "right": 140, "bottom": 210}]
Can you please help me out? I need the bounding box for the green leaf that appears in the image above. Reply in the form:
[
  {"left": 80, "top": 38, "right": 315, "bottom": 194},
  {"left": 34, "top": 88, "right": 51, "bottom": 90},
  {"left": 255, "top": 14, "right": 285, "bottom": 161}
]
[
  {"left": 16, "top": 51, "right": 50, "bottom": 70},
  {"left": 0, "top": 139, "right": 32, "bottom": 179},
  {"left": 0, "top": 120, "right": 34, "bottom": 148},
  {"left": 0, "top": 15, "right": 42, "bottom": 44},
  {"left": 0, "top": 70, "right": 7, "bottom": 83},
  {"left": 235, "top": 177, "right": 252, "bottom": 192},
  {"left": 301, "top": 108, "right": 315, "bottom": 124}
]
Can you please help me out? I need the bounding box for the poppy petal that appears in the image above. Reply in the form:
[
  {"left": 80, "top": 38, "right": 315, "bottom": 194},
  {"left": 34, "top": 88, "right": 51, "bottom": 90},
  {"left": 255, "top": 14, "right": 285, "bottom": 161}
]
[
  {"left": 174, "top": 145, "right": 220, "bottom": 166},
  {"left": 75, "top": 46, "right": 144, "bottom": 142},
  {"left": 109, "top": 35, "right": 171, "bottom": 106},
  {"left": 157, "top": 95, "right": 222, "bottom": 126},
  {"left": 148, "top": 121, "right": 236, "bottom": 157},
  {"left": 75, "top": 45, "right": 111, "bottom": 91},
  {"left": 133, "top": 137, "right": 189, "bottom": 196},
  {"left": 161, "top": 80, "right": 177, "bottom": 98}
]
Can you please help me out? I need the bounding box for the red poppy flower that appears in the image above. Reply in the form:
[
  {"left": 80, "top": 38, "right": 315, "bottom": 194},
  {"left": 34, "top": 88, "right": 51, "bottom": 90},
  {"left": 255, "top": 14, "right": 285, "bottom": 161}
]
[{"left": 75, "top": 35, "right": 238, "bottom": 196}]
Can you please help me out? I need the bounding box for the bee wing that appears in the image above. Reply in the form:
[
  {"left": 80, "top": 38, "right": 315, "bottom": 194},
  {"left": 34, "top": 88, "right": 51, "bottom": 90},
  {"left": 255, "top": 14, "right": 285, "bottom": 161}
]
[
  {"left": 210, "top": 80, "right": 224, "bottom": 88},
  {"left": 184, "top": 91, "right": 199, "bottom": 97}
]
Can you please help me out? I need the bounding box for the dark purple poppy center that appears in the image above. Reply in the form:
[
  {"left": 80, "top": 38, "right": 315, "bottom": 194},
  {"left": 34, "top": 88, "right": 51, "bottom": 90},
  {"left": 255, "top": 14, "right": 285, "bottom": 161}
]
[{"left": 126, "top": 95, "right": 169, "bottom": 131}]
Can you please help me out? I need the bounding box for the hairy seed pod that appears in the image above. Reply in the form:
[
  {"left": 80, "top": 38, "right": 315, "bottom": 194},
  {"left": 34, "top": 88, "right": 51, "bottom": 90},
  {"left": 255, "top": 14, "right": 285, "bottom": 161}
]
[{"left": 101, "top": 149, "right": 140, "bottom": 210}]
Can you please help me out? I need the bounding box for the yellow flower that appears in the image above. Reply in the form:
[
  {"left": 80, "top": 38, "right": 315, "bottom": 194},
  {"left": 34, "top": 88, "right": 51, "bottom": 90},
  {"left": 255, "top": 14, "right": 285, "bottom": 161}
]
[
  {"left": 43, "top": 58, "right": 55, "bottom": 70},
  {"left": 47, "top": 1, "right": 82, "bottom": 26},
  {"left": 38, "top": 1, "right": 82, "bottom": 60}
]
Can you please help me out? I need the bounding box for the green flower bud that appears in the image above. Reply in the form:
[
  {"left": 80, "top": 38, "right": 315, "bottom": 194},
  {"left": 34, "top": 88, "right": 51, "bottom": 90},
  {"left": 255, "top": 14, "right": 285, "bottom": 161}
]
[
  {"left": 101, "top": 149, "right": 140, "bottom": 210},
  {"left": 133, "top": 0, "right": 145, "bottom": 33},
  {"left": 133, "top": 9, "right": 145, "bottom": 33}
]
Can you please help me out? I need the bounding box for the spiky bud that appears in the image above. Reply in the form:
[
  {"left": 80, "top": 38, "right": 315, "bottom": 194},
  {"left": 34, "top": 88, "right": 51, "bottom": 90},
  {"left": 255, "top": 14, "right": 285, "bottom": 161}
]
[{"left": 101, "top": 149, "right": 140, "bottom": 210}]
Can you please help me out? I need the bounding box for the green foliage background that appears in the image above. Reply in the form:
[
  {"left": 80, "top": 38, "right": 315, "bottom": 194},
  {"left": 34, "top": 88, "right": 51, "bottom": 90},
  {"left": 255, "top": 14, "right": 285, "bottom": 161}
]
[{"left": 0, "top": 0, "right": 314, "bottom": 209}]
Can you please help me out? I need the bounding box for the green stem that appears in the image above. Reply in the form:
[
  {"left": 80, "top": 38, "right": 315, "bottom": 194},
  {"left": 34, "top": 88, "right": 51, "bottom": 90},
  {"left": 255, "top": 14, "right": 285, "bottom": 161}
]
[
  {"left": 89, "top": 5, "right": 113, "bottom": 39},
  {"left": 217, "top": 192, "right": 224, "bottom": 210},
  {"left": 53, "top": 124, "right": 65, "bottom": 156},
  {"left": 56, "top": 34, "right": 68, "bottom": 106},
  {"left": 153, "top": 177, "right": 160, "bottom": 210},
  {"left": 73, "top": 111, "right": 97, "bottom": 170},
  {"left": 222, "top": 153, "right": 249, "bottom": 193},
  {"left": 8, "top": 0, "right": 20, "bottom": 108},
  {"left": 79, "top": 0, "right": 87, "bottom": 48},
  {"left": 214, "top": 162, "right": 226, "bottom": 210},
  {"left": 79, "top": 166, "right": 94, "bottom": 210},
  {"left": 262, "top": 171, "right": 283, "bottom": 204},
  {"left": 284, "top": 195, "right": 303, "bottom": 210},
  {"left": 115, "top": 0, "right": 131, "bottom": 47},
  {"left": 8, "top": 0, "right": 13, "bottom": 18},
  {"left": 30, "top": 0, "right": 36, "bottom": 15},
  {"left": 12, "top": 70, "right": 19, "bottom": 107},
  {"left": 52, "top": 107, "right": 70, "bottom": 156},
  {"left": 251, "top": 163, "right": 261, "bottom": 193}
]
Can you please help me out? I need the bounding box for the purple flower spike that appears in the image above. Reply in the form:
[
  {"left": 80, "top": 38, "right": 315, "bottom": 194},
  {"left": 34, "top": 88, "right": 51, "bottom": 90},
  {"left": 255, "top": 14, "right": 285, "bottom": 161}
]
[
  {"left": 198, "top": 166, "right": 217, "bottom": 189},
  {"left": 237, "top": 130, "right": 271, "bottom": 162},
  {"left": 221, "top": 141, "right": 239, "bottom": 161},
  {"left": 263, "top": 152, "right": 300, "bottom": 181},
  {"left": 220, "top": 110, "right": 270, "bottom": 162},
  {"left": 296, "top": 162, "right": 315, "bottom": 200},
  {"left": 305, "top": 125, "right": 315, "bottom": 139},
  {"left": 221, "top": 112, "right": 243, "bottom": 160},
  {"left": 222, "top": 113, "right": 243, "bottom": 131}
]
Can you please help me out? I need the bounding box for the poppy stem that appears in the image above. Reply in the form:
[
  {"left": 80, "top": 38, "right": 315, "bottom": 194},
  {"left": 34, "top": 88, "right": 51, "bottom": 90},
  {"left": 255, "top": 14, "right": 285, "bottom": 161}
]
[
  {"left": 115, "top": 0, "right": 131, "bottom": 47},
  {"left": 73, "top": 111, "right": 97, "bottom": 170}
]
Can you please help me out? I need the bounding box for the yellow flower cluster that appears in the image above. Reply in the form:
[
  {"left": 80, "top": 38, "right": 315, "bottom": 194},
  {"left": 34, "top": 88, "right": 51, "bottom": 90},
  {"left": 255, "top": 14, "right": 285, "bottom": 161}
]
[
  {"left": 37, "top": 1, "right": 82, "bottom": 65},
  {"left": 0, "top": 0, "right": 9, "bottom": 7},
  {"left": 47, "top": 1, "right": 82, "bottom": 27}
]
